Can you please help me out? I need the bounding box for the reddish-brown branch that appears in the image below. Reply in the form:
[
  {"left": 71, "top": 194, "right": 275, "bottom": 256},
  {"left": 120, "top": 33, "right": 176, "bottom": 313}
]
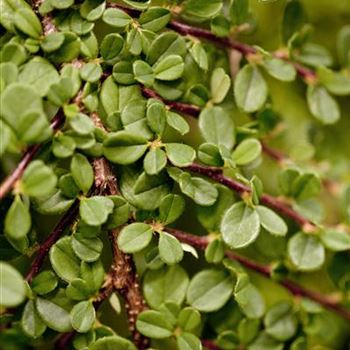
[
  {"left": 0, "top": 111, "right": 65, "bottom": 200},
  {"left": 202, "top": 339, "right": 221, "bottom": 350},
  {"left": 185, "top": 163, "right": 314, "bottom": 230},
  {"left": 261, "top": 142, "right": 286, "bottom": 164},
  {"left": 25, "top": 200, "right": 79, "bottom": 283},
  {"left": 108, "top": 3, "right": 317, "bottom": 81},
  {"left": 141, "top": 86, "right": 201, "bottom": 118},
  {"left": 165, "top": 228, "right": 350, "bottom": 322}
]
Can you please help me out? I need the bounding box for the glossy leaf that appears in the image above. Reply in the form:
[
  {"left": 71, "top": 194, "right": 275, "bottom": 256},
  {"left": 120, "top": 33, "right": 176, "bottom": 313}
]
[
  {"left": 118, "top": 223, "right": 153, "bottom": 253},
  {"left": 221, "top": 202, "right": 261, "bottom": 249}
]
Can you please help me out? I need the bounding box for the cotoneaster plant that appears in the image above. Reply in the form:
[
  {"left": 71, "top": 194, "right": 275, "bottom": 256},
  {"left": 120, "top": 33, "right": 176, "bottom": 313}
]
[{"left": 0, "top": 0, "right": 350, "bottom": 349}]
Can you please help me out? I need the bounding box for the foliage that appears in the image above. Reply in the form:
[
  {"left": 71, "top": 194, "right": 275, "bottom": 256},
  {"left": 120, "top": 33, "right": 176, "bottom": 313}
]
[{"left": 0, "top": 0, "right": 350, "bottom": 350}]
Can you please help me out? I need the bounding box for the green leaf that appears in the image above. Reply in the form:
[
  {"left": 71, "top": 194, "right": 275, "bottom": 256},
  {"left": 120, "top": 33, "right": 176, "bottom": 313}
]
[
  {"left": 72, "top": 233, "right": 103, "bottom": 262},
  {"left": 179, "top": 173, "right": 218, "bottom": 206},
  {"left": 89, "top": 335, "right": 137, "bottom": 350},
  {"left": 153, "top": 54, "right": 184, "bottom": 81},
  {"left": 230, "top": 0, "right": 249, "bottom": 25},
  {"left": 51, "top": 0, "right": 73, "bottom": 9},
  {"left": 33, "top": 189, "right": 74, "bottom": 215},
  {"left": 136, "top": 310, "right": 173, "bottom": 338},
  {"left": 80, "top": 0, "right": 105, "bottom": 21},
  {"left": 47, "top": 77, "right": 73, "bottom": 107},
  {"left": 106, "top": 196, "right": 130, "bottom": 229},
  {"left": 120, "top": 166, "right": 171, "bottom": 210},
  {"left": 21, "top": 300, "right": 47, "bottom": 338},
  {"left": 143, "top": 265, "right": 189, "bottom": 309},
  {"left": 238, "top": 318, "right": 260, "bottom": 345},
  {"left": 166, "top": 111, "right": 190, "bottom": 135},
  {"left": 80, "top": 63, "right": 102, "bottom": 83},
  {"left": 248, "top": 332, "right": 283, "bottom": 350},
  {"left": 71, "top": 153, "right": 94, "bottom": 194},
  {"left": 103, "top": 131, "right": 148, "bottom": 164},
  {"left": 31, "top": 270, "right": 58, "bottom": 295},
  {"left": 211, "top": 67, "right": 231, "bottom": 103},
  {"left": 16, "top": 110, "right": 52, "bottom": 144},
  {"left": 205, "top": 239, "right": 225, "bottom": 264},
  {"left": 47, "top": 32, "right": 81, "bottom": 64},
  {"left": 121, "top": 100, "right": 153, "bottom": 139},
  {"left": 197, "top": 184, "right": 235, "bottom": 232},
  {"left": 177, "top": 333, "right": 202, "bottom": 350},
  {"left": 146, "top": 101, "right": 166, "bottom": 135},
  {"left": 52, "top": 134, "right": 75, "bottom": 158},
  {"left": 1, "top": 83, "right": 43, "bottom": 131},
  {"left": 178, "top": 307, "right": 201, "bottom": 332},
  {"left": 147, "top": 32, "right": 186, "bottom": 65},
  {"left": 221, "top": 202, "right": 261, "bottom": 249},
  {"left": 288, "top": 232, "right": 325, "bottom": 271},
  {"left": 159, "top": 232, "right": 184, "bottom": 265},
  {"left": 337, "top": 25, "right": 350, "bottom": 67},
  {"left": 186, "top": 269, "right": 234, "bottom": 312},
  {"left": 118, "top": 223, "right": 153, "bottom": 253},
  {"left": 66, "top": 278, "right": 92, "bottom": 301},
  {"left": 291, "top": 172, "right": 321, "bottom": 201},
  {"left": 5, "top": 195, "right": 31, "bottom": 240},
  {"left": 320, "top": 230, "right": 350, "bottom": 251},
  {"left": 182, "top": 0, "right": 222, "bottom": 19},
  {"left": 262, "top": 58, "right": 296, "bottom": 82},
  {"left": 232, "top": 138, "right": 262, "bottom": 166},
  {"left": 278, "top": 168, "right": 300, "bottom": 196},
  {"left": 199, "top": 107, "right": 235, "bottom": 150},
  {"left": 139, "top": 7, "right": 171, "bottom": 32},
  {"left": 81, "top": 260, "right": 105, "bottom": 293},
  {"left": 166, "top": 143, "right": 196, "bottom": 167},
  {"left": 190, "top": 42, "right": 208, "bottom": 71},
  {"left": 198, "top": 143, "right": 224, "bottom": 167},
  {"left": 80, "top": 196, "right": 114, "bottom": 226},
  {"left": 113, "top": 61, "right": 136, "bottom": 85},
  {"left": 307, "top": 85, "right": 340, "bottom": 124},
  {"left": 100, "top": 76, "right": 119, "bottom": 115},
  {"left": 22, "top": 160, "right": 57, "bottom": 197},
  {"left": 100, "top": 33, "right": 124, "bottom": 62},
  {"left": 317, "top": 66, "right": 350, "bottom": 95},
  {"left": 36, "top": 297, "right": 72, "bottom": 333},
  {"left": 18, "top": 57, "right": 59, "bottom": 96},
  {"left": 256, "top": 206, "right": 288, "bottom": 236},
  {"left": 144, "top": 148, "right": 167, "bottom": 175},
  {"left": 126, "top": 27, "right": 142, "bottom": 56},
  {"left": 69, "top": 113, "right": 95, "bottom": 135},
  {"left": 49, "top": 236, "right": 81, "bottom": 282},
  {"left": 297, "top": 43, "right": 333, "bottom": 68},
  {"left": 102, "top": 8, "right": 132, "bottom": 28},
  {"left": 264, "top": 302, "right": 297, "bottom": 341},
  {"left": 70, "top": 301, "right": 95, "bottom": 333},
  {"left": 159, "top": 194, "right": 185, "bottom": 225},
  {"left": 235, "top": 280, "right": 265, "bottom": 319},
  {"left": 14, "top": 8, "right": 42, "bottom": 38},
  {"left": 0, "top": 262, "right": 26, "bottom": 307},
  {"left": 234, "top": 64, "right": 268, "bottom": 112}
]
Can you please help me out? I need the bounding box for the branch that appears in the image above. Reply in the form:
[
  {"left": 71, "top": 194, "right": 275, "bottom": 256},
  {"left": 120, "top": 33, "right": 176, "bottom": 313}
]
[
  {"left": 141, "top": 86, "right": 201, "bottom": 117},
  {"left": 185, "top": 163, "right": 315, "bottom": 231},
  {"left": 109, "top": 3, "right": 317, "bottom": 82},
  {"left": 91, "top": 113, "right": 149, "bottom": 349},
  {"left": 202, "top": 339, "right": 221, "bottom": 350},
  {"left": 0, "top": 111, "right": 65, "bottom": 200},
  {"left": 25, "top": 199, "right": 79, "bottom": 283},
  {"left": 165, "top": 227, "right": 350, "bottom": 322}
]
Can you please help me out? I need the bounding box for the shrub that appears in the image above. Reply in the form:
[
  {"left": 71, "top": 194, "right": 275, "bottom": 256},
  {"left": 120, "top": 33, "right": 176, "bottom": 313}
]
[{"left": 0, "top": 0, "right": 350, "bottom": 349}]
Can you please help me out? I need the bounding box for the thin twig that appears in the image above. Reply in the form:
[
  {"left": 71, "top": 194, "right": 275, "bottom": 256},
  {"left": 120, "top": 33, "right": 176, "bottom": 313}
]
[
  {"left": 0, "top": 111, "right": 65, "bottom": 200},
  {"left": 141, "top": 86, "right": 201, "bottom": 117},
  {"left": 25, "top": 200, "right": 79, "bottom": 283},
  {"left": 108, "top": 3, "right": 317, "bottom": 81},
  {"left": 165, "top": 227, "right": 350, "bottom": 322},
  {"left": 185, "top": 163, "right": 315, "bottom": 231}
]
